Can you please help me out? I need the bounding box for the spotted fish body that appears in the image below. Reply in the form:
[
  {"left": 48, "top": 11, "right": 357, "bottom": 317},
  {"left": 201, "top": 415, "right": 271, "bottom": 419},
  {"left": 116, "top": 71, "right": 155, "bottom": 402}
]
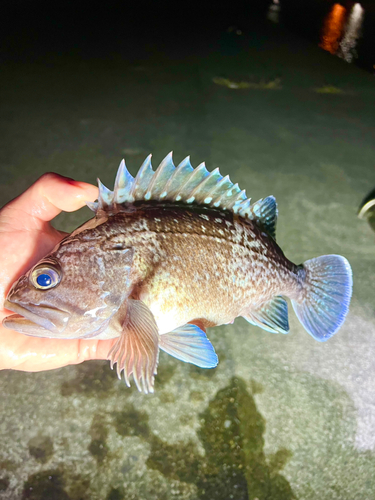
[
  {"left": 3, "top": 153, "right": 353, "bottom": 393},
  {"left": 105, "top": 204, "right": 298, "bottom": 333}
]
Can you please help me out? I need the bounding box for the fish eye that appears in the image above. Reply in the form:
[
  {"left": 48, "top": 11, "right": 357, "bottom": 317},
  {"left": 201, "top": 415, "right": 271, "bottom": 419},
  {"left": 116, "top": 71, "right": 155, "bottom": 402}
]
[{"left": 30, "top": 265, "right": 61, "bottom": 290}]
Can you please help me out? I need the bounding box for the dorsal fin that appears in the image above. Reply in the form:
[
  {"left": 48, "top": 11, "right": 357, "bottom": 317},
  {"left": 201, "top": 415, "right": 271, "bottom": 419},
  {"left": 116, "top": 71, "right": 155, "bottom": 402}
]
[
  {"left": 247, "top": 196, "right": 278, "bottom": 240},
  {"left": 87, "top": 153, "right": 277, "bottom": 235}
]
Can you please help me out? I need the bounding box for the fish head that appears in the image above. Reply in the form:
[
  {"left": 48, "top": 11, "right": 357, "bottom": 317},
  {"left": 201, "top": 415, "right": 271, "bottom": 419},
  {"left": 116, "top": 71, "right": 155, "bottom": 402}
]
[{"left": 3, "top": 219, "right": 134, "bottom": 339}]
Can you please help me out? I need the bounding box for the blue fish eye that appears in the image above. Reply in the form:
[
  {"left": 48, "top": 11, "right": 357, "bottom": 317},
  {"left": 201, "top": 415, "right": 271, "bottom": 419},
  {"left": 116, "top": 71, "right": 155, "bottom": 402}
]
[
  {"left": 36, "top": 274, "right": 52, "bottom": 287},
  {"left": 31, "top": 265, "right": 61, "bottom": 290}
]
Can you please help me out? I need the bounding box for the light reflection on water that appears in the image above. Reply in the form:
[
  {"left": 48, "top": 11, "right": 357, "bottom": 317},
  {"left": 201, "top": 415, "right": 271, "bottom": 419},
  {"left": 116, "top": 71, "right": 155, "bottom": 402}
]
[
  {"left": 268, "top": 2, "right": 367, "bottom": 68},
  {"left": 338, "top": 3, "right": 364, "bottom": 62},
  {"left": 320, "top": 3, "right": 365, "bottom": 63},
  {"left": 320, "top": 3, "right": 347, "bottom": 54}
]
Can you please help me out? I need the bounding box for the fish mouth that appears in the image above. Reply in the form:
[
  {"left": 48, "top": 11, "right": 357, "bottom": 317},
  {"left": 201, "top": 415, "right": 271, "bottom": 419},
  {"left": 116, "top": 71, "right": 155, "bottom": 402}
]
[{"left": 2, "top": 299, "right": 70, "bottom": 337}]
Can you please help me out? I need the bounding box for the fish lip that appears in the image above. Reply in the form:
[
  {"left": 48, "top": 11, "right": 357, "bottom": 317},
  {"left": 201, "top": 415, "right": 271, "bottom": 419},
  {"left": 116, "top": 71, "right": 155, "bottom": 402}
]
[{"left": 3, "top": 299, "right": 68, "bottom": 335}]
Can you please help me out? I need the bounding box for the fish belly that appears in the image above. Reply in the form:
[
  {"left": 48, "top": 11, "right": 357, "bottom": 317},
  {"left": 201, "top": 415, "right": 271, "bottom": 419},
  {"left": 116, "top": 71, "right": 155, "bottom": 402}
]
[{"left": 139, "top": 267, "right": 251, "bottom": 335}]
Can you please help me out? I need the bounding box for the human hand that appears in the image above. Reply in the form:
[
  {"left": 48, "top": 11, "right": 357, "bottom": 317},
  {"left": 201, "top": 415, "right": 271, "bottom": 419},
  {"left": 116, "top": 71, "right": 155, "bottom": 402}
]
[{"left": 0, "top": 173, "right": 116, "bottom": 372}]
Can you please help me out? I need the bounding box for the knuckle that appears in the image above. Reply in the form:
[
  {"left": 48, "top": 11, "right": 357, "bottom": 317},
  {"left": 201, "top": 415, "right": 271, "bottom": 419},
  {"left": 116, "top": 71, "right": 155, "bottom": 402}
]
[{"left": 38, "top": 172, "right": 63, "bottom": 184}]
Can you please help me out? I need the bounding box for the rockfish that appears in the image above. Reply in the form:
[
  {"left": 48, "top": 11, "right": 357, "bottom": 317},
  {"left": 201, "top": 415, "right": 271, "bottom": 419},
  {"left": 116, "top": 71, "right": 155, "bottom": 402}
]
[{"left": 3, "top": 153, "right": 353, "bottom": 393}]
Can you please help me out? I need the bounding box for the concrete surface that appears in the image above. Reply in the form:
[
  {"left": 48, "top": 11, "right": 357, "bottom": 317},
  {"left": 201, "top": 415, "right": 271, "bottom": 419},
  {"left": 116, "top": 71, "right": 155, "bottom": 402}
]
[{"left": 0, "top": 18, "right": 375, "bottom": 500}]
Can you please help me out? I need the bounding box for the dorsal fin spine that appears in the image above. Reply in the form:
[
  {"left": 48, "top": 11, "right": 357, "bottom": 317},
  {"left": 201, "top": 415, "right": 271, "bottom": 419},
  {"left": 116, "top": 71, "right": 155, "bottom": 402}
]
[
  {"left": 163, "top": 156, "right": 194, "bottom": 199},
  {"left": 94, "top": 153, "right": 276, "bottom": 234},
  {"left": 232, "top": 190, "right": 247, "bottom": 213},
  {"left": 87, "top": 201, "right": 99, "bottom": 212},
  {"left": 131, "top": 154, "right": 154, "bottom": 200},
  {"left": 190, "top": 167, "right": 223, "bottom": 204},
  {"left": 188, "top": 164, "right": 213, "bottom": 197},
  {"left": 238, "top": 199, "right": 251, "bottom": 217},
  {"left": 98, "top": 179, "right": 114, "bottom": 209},
  {"left": 146, "top": 151, "right": 175, "bottom": 199},
  {"left": 114, "top": 159, "right": 135, "bottom": 204},
  {"left": 211, "top": 175, "right": 232, "bottom": 207},
  {"left": 173, "top": 162, "right": 208, "bottom": 202}
]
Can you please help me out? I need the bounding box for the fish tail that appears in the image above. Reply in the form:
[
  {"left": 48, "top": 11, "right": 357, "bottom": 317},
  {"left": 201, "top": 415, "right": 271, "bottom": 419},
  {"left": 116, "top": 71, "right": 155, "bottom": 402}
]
[{"left": 291, "top": 255, "right": 352, "bottom": 342}]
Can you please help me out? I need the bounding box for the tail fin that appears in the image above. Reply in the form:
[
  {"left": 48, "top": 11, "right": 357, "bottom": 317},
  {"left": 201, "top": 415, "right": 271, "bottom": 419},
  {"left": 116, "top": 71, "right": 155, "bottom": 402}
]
[{"left": 292, "top": 255, "right": 352, "bottom": 342}]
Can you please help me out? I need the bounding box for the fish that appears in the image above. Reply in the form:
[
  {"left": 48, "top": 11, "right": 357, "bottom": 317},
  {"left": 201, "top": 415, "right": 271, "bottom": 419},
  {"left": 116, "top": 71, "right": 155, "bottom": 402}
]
[{"left": 3, "top": 153, "right": 353, "bottom": 393}]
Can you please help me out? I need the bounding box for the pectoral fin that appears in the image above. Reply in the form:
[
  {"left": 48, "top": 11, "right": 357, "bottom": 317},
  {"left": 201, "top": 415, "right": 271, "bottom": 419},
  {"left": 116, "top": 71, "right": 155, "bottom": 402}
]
[
  {"left": 243, "top": 296, "right": 289, "bottom": 334},
  {"left": 159, "top": 323, "right": 218, "bottom": 368},
  {"left": 107, "top": 299, "right": 159, "bottom": 394}
]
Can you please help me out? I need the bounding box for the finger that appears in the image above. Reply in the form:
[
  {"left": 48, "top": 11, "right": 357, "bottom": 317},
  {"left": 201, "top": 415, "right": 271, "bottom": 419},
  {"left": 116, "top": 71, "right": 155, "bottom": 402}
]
[
  {"left": 75, "top": 338, "right": 118, "bottom": 364},
  {"left": 0, "top": 329, "right": 115, "bottom": 372},
  {"left": 1, "top": 173, "right": 98, "bottom": 230}
]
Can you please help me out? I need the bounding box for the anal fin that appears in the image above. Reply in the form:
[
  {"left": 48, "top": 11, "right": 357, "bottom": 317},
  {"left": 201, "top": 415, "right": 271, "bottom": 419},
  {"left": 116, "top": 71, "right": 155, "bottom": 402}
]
[
  {"left": 107, "top": 299, "right": 159, "bottom": 394},
  {"left": 243, "top": 296, "right": 289, "bottom": 334},
  {"left": 159, "top": 323, "right": 218, "bottom": 368}
]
